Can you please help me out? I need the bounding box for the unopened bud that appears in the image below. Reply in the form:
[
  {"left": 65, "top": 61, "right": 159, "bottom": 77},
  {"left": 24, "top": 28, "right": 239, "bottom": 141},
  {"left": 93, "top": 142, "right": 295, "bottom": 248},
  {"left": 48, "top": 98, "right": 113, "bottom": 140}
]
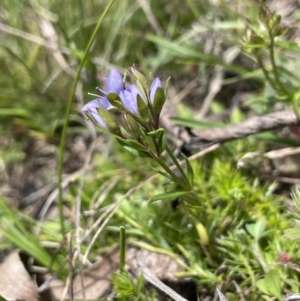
[
  {"left": 120, "top": 112, "right": 140, "bottom": 138},
  {"left": 274, "top": 14, "right": 281, "bottom": 26},
  {"left": 136, "top": 94, "right": 150, "bottom": 124},
  {"left": 196, "top": 222, "right": 209, "bottom": 246},
  {"left": 97, "top": 107, "right": 120, "bottom": 135},
  {"left": 272, "top": 25, "right": 284, "bottom": 37},
  {"left": 250, "top": 34, "right": 266, "bottom": 47},
  {"left": 152, "top": 87, "right": 165, "bottom": 117},
  {"left": 128, "top": 66, "right": 149, "bottom": 99}
]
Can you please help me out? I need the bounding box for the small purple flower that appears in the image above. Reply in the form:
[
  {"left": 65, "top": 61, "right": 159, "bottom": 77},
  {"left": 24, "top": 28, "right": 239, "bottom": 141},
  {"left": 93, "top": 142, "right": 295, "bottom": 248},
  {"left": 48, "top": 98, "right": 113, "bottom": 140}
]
[
  {"left": 82, "top": 68, "right": 165, "bottom": 132},
  {"left": 81, "top": 97, "right": 113, "bottom": 129},
  {"left": 82, "top": 69, "right": 124, "bottom": 130},
  {"left": 106, "top": 69, "right": 123, "bottom": 94},
  {"left": 119, "top": 84, "right": 146, "bottom": 116},
  {"left": 149, "top": 78, "right": 163, "bottom": 104}
]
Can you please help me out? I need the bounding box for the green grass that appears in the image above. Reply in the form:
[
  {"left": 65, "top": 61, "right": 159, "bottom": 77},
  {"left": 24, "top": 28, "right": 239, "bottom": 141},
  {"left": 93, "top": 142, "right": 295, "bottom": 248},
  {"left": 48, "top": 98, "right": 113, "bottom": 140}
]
[{"left": 1, "top": 0, "right": 300, "bottom": 300}]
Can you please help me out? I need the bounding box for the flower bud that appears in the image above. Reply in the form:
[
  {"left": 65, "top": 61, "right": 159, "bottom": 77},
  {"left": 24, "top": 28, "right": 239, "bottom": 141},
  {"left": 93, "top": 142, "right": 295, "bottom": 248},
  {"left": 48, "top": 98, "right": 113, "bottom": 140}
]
[
  {"left": 97, "top": 106, "right": 120, "bottom": 135},
  {"left": 150, "top": 79, "right": 165, "bottom": 117},
  {"left": 82, "top": 98, "right": 121, "bottom": 134},
  {"left": 274, "top": 14, "right": 281, "bottom": 26},
  {"left": 271, "top": 25, "right": 284, "bottom": 37},
  {"left": 243, "top": 30, "right": 266, "bottom": 53},
  {"left": 136, "top": 94, "right": 150, "bottom": 124},
  {"left": 249, "top": 34, "right": 266, "bottom": 47},
  {"left": 127, "top": 66, "right": 149, "bottom": 99},
  {"left": 196, "top": 222, "right": 209, "bottom": 246},
  {"left": 120, "top": 112, "right": 140, "bottom": 139}
]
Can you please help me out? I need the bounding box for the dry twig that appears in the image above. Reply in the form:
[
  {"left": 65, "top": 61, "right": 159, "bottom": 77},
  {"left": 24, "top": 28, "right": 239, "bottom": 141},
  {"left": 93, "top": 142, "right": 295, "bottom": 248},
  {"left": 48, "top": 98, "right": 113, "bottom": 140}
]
[
  {"left": 138, "top": 266, "right": 189, "bottom": 301},
  {"left": 187, "top": 110, "right": 300, "bottom": 147}
]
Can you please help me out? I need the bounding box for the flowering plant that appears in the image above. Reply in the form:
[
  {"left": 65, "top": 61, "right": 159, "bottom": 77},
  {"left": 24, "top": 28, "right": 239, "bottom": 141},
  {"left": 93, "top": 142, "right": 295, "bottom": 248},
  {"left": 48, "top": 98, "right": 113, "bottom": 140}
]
[
  {"left": 82, "top": 66, "right": 199, "bottom": 204},
  {"left": 82, "top": 67, "right": 165, "bottom": 131},
  {"left": 82, "top": 66, "right": 167, "bottom": 157}
]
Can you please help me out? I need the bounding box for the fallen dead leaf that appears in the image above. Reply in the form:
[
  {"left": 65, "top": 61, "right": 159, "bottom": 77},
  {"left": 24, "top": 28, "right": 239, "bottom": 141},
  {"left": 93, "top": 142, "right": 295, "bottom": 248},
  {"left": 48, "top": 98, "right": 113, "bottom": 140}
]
[
  {"left": 126, "top": 247, "right": 184, "bottom": 282},
  {"left": 50, "top": 247, "right": 119, "bottom": 300},
  {"left": 0, "top": 250, "right": 39, "bottom": 301},
  {"left": 50, "top": 245, "right": 187, "bottom": 300}
]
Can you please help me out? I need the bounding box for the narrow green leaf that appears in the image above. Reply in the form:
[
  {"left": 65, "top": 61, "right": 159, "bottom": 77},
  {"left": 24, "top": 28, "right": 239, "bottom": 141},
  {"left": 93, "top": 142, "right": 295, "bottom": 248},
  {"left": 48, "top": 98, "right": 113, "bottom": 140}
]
[
  {"left": 255, "top": 132, "right": 300, "bottom": 146},
  {"left": 150, "top": 166, "right": 173, "bottom": 181},
  {"left": 181, "top": 153, "right": 194, "bottom": 186},
  {"left": 152, "top": 87, "right": 165, "bottom": 116},
  {"left": 116, "top": 137, "right": 148, "bottom": 152},
  {"left": 0, "top": 198, "right": 28, "bottom": 237},
  {"left": 0, "top": 217, "right": 60, "bottom": 270},
  {"left": 171, "top": 117, "right": 225, "bottom": 129},
  {"left": 137, "top": 95, "right": 150, "bottom": 123},
  {"left": 125, "top": 139, "right": 148, "bottom": 152},
  {"left": 147, "top": 128, "right": 165, "bottom": 138},
  {"left": 116, "top": 137, "right": 149, "bottom": 157},
  {"left": 148, "top": 128, "right": 166, "bottom": 155},
  {"left": 123, "top": 146, "right": 148, "bottom": 157},
  {"left": 148, "top": 191, "right": 190, "bottom": 204},
  {"left": 157, "top": 129, "right": 166, "bottom": 155},
  {"left": 146, "top": 34, "right": 247, "bottom": 73},
  {"left": 0, "top": 108, "right": 30, "bottom": 117}
]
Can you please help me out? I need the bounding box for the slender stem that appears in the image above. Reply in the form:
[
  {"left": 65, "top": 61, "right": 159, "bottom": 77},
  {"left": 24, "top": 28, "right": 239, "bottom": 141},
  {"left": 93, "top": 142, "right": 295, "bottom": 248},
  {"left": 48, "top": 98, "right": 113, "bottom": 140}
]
[
  {"left": 57, "top": 0, "right": 116, "bottom": 238},
  {"left": 119, "top": 226, "right": 126, "bottom": 272},
  {"left": 268, "top": 35, "right": 291, "bottom": 97},
  {"left": 255, "top": 52, "right": 277, "bottom": 91},
  {"left": 268, "top": 34, "right": 300, "bottom": 116},
  {"left": 152, "top": 154, "right": 189, "bottom": 190},
  {"left": 165, "top": 144, "right": 191, "bottom": 189}
]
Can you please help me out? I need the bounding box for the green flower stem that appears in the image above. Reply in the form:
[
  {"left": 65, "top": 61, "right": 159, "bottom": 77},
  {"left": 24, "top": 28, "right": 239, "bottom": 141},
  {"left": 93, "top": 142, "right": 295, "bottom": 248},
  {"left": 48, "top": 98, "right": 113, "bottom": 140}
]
[
  {"left": 119, "top": 226, "right": 126, "bottom": 272},
  {"left": 255, "top": 53, "right": 277, "bottom": 92},
  {"left": 269, "top": 33, "right": 300, "bottom": 116},
  {"left": 268, "top": 35, "right": 291, "bottom": 97},
  {"left": 57, "top": 0, "right": 116, "bottom": 237},
  {"left": 268, "top": 34, "right": 300, "bottom": 116},
  {"left": 165, "top": 144, "right": 191, "bottom": 189},
  {"left": 152, "top": 154, "right": 189, "bottom": 190}
]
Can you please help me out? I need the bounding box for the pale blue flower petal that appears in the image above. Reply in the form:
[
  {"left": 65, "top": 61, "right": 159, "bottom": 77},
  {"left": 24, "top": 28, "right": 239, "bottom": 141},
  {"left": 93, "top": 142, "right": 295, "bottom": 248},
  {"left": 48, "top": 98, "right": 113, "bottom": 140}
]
[
  {"left": 89, "top": 108, "right": 108, "bottom": 129},
  {"left": 81, "top": 97, "right": 112, "bottom": 129},
  {"left": 106, "top": 69, "right": 123, "bottom": 93},
  {"left": 81, "top": 97, "right": 113, "bottom": 113},
  {"left": 128, "top": 84, "right": 146, "bottom": 103},
  {"left": 119, "top": 88, "right": 139, "bottom": 115},
  {"left": 150, "top": 77, "right": 162, "bottom": 104}
]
